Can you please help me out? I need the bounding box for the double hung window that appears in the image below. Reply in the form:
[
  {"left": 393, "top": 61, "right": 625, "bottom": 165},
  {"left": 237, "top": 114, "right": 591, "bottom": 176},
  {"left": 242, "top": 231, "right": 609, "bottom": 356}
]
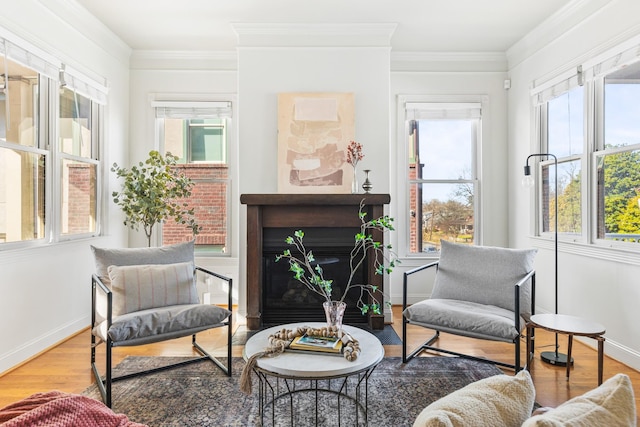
[
  {"left": 402, "top": 100, "right": 480, "bottom": 255},
  {"left": 154, "top": 101, "right": 233, "bottom": 254},
  {"left": 58, "top": 83, "right": 102, "bottom": 237},
  {"left": 539, "top": 86, "right": 584, "bottom": 236},
  {"left": 0, "top": 32, "right": 106, "bottom": 247},
  {"left": 596, "top": 61, "right": 640, "bottom": 243},
  {"left": 532, "top": 37, "right": 640, "bottom": 249},
  {"left": 0, "top": 56, "right": 45, "bottom": 243}
]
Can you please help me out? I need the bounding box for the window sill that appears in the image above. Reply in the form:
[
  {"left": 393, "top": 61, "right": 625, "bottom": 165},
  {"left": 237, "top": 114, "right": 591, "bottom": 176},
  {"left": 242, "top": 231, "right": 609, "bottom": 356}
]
[{"left": 528, "top": 235, "right": 640, "bottom": 267}]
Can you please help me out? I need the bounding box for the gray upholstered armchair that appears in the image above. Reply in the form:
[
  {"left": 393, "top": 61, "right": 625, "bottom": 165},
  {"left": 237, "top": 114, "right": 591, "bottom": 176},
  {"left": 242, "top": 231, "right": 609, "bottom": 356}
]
[
  {"left": 402, "top": 240, "right": 536, "bottom": 371},
  {"left": 90, "top": 240, "right": 232, "bottom": 407}
]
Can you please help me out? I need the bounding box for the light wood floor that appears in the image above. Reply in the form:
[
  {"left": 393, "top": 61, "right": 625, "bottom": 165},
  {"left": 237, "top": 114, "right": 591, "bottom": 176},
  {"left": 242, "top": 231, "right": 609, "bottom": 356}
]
[{"left": 1, "top": 306, "right": 639, "bottom": 424}]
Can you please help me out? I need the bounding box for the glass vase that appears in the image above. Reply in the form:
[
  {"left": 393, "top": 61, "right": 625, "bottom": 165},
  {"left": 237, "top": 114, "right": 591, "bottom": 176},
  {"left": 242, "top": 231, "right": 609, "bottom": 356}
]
[
  {"left": 323, "top": 300, "right": 347, "bottom": 333},
  {"left": 351, "top": 166, "right": 359, "bottom": 194}
]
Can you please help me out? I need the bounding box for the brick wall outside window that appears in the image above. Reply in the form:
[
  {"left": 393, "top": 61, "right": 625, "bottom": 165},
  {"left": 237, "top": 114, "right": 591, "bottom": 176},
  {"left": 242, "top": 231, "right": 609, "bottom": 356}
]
[{"left": 163, "top": 164, "right": 228, "bottom": 249}]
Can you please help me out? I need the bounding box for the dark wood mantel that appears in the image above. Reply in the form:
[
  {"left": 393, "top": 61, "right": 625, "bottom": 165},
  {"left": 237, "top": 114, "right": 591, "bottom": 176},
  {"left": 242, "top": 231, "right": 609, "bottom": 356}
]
[{"left": 241, "top": 193, "right": 391, "bottom": 330}]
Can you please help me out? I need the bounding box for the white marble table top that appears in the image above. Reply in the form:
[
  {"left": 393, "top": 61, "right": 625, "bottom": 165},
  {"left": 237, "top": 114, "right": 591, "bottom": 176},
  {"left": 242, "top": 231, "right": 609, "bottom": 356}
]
[
  {"left": 243, "top": 322, "right": 384, "bottom": 378},
  {"left": 530, "top": 313, "right": 606, "bottom": 336}
]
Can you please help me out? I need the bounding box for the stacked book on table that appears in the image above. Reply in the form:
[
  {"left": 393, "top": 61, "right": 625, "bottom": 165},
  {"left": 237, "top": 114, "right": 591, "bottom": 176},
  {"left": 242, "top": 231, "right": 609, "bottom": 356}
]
[{"left": 288, "top": 333, "right": 343, "bottom": 356}]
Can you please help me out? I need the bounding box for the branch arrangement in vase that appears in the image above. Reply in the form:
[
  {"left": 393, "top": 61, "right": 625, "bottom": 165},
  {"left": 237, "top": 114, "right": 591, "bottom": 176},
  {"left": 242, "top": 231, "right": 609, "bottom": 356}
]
[{"left": 275, "top": 199, "right": 399, "bottom": 315}]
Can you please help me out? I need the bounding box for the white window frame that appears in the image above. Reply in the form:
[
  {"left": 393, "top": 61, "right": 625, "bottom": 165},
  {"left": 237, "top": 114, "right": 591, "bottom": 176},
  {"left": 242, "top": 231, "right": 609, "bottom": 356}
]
[
  {"left": 397, "top": 94, "right": 484, "bottom": 259},
  {"left": 530, "top": 33, "right": 640, "bottom": 263},
  {"left": 152, "top": 98, "right": 235, "bottom": 256},
  {"left": 0, "top": 28, "right": 107, "bottom": 249}
]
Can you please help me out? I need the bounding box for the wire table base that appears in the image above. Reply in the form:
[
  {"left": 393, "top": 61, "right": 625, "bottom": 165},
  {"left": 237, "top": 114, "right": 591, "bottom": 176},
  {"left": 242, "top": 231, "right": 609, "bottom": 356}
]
[
  {"left": 254, "top": 364, "right": 377, "bottom": 426},
  {"left": 243, "top": 323, "right": 385, "bottom": 427}
]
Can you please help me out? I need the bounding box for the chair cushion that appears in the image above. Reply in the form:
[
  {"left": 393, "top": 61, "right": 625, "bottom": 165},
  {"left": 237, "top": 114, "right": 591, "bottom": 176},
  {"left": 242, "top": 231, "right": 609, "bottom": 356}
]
[
  {"left": 107, "top": 261, "right": 198, "bottom": 316},
  {"left": 413, "top": 370, "right": 535, "bottom": 427},
  {"left": 403, "top": 299, "right": 524, "bottom": 342},
  {"left": 432, "top": 240, "right": 536, "bottom": 318},
  {"left": 521, "top": 373, "right": 636, "bottom": 427},
  {"left": 93, "top": 304, "right": 231, "bottom": 346},
  {"left": 91, "top": 240, "right": 195, "bottom": 284}
]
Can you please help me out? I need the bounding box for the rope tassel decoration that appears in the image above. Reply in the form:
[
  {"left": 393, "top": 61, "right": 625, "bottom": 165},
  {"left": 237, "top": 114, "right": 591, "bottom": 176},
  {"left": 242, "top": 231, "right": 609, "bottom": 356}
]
[{"left": 240, "top": 326, "right": 361, "bottom": 394}]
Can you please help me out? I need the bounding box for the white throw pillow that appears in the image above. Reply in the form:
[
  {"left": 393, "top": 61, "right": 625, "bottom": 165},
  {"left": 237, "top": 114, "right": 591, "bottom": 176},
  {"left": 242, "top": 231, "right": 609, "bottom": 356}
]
[
  {"left": 107, "top": 261, "right": 197, "bottom": 316},
  {"left": 521, "top": 373, "right": 636, "bottom": 427},
  {"left": 92, "top": 240, "right": 195, "bottom": 283},
  {"left": 413, "top": 370, "right": 535, "bottom": 427}
]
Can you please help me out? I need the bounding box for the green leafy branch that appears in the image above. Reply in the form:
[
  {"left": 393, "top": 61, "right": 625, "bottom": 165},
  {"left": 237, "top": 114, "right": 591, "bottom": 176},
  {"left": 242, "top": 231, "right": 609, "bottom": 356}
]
[{"left": 275, "top": 199, "right": 399, "bottom": 315}]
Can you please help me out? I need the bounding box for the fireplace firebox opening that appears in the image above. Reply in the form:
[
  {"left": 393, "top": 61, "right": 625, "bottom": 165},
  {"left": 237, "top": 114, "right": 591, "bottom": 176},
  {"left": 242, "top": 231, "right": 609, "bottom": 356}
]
[{"left": 262, "top": 227, "right": 368, "bottom": 324}]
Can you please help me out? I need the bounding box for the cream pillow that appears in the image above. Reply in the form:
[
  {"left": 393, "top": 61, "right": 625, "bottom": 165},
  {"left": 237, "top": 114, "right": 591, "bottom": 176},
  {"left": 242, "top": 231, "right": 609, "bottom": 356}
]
[
  {"left": 413, "top": 370, "right": 535, "bottom": 427},
  {"left": 107, "top": 261, "right": 197, "bottom": 316},
  {"left": 521, "top": 373, "right": 636, "bottom": 427}
]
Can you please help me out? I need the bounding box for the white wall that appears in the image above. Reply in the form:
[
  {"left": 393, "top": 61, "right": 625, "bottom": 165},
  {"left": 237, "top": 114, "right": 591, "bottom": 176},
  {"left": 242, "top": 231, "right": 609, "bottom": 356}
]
[
  {"left": 508, "top": 0, "right": 640, "bottom": 370},
  {"left": 0, "top": 0, "right": 130, "bottom": 374},
  {"left": 236, "top": 25, "right": 394, "bottom": 321}
]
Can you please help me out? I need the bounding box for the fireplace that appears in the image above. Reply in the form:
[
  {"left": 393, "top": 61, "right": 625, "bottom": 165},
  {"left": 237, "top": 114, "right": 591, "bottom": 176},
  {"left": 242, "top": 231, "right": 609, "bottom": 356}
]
[
  {"left": 241, "top": 194, "right": 390, "bottom": 330},
  {"left": 262, "top": 227, "right": 367, "bottom": 324}
]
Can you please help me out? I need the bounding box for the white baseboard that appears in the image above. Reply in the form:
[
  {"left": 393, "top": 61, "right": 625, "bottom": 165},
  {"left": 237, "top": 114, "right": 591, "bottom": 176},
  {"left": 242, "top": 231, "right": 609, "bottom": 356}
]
[
  {"left": 573, "top": 335, "right": 640, "bottom": 373},
  {"left": 0, "top": 317, "right": 88, "bottom": 375}
]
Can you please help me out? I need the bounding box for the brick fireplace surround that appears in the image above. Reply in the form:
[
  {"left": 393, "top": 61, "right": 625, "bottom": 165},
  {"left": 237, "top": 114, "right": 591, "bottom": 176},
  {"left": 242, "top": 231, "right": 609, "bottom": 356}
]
[{"left": 240, "top": 193, "right": 391, "bottom": 330}]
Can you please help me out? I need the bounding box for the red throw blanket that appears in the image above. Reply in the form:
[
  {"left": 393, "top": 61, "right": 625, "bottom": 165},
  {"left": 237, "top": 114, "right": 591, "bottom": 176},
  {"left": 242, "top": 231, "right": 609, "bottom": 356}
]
[{"left": 0, "top": 391, "right": 148, "bottom": 427}]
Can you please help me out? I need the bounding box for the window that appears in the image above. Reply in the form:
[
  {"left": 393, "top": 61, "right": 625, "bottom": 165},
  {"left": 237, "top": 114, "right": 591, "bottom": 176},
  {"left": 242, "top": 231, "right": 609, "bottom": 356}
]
[
  {"left": 58, "top": 86, "right": 100, "bottom": 237},
  {"left": 0, "top": 33, "right": 106, "bottom": 246},
  {"left": 543, "top": 86, "right": 584, "bottom": 236},
  {"left": 596, "top": 61, "right": 640, "bottom": 243},
  {"left": 532, "top": 38, "right": 640, "bottom": 250},
  {"left": 0, "top": 51, "right": 47, "bottom": 244},
  {"left": 404, "top": 102, "right": 480, "bottom": 254},
  {"left": 155, "top": 101, "right": 232, "bottom": 254}
]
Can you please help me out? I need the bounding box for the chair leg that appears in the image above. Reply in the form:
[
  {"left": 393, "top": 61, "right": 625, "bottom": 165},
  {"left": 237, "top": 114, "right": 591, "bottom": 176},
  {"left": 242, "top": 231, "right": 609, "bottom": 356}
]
[
  {"left": 192, "top": 330, "right": 231, "bottom": 376},
  {"left": 90, "top": 335, "right": 111, "bottom": 408},
  {"left": 515, "top": 336, "right": 521, "bottom": 372},
  {"left": 403, "top": 323, "right": 519, "bottom": 371},
  {"left": 402, "top": 316, "right": 408, "bottom": 362},
  {"left": 92, "top": 322, "right": 232, "bottom": 408},
  {"left": 106, "top": 340, "right": 112, "bottom": 407},
  {"left": 403, "top": 321, "right": 440, "bottom": 363}
]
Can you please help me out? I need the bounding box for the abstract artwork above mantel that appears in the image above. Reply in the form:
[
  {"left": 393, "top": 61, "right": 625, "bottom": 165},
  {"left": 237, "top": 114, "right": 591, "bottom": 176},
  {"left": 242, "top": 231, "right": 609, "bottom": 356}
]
[{"left": 277, "top": 92, "right": 355, "bottom": 193}]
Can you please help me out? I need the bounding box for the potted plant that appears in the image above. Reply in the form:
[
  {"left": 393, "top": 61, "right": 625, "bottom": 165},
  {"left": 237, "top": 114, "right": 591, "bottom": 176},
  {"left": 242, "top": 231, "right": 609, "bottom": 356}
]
[
  {"left": 111, "top": 150, "right": 200, "bottom": 247},
  {"left": 276, "top": 199, "right": 398, "bottom": 330}
]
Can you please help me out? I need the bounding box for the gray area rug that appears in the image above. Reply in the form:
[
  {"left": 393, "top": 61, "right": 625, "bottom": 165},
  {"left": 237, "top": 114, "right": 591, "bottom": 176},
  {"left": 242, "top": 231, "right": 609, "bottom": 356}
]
[
  {"left": 83, "top": 356, "right": 503, "bottom": 426},
  {"left": 232, "top": 324, "right": 403, "bottom": 346}
]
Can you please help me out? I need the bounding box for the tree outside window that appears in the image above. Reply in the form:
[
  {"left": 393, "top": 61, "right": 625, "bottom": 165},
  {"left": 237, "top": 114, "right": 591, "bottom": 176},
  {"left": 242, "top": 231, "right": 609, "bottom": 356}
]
[{"left": 406, "top": 103, "right": 479, "bottom": 254}]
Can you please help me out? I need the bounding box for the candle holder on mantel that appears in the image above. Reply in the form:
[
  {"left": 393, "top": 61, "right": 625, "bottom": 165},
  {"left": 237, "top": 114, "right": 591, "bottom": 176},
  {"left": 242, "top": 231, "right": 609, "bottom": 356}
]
[{"left": 362, "top": 170, "right": 373, "bottom": 193}]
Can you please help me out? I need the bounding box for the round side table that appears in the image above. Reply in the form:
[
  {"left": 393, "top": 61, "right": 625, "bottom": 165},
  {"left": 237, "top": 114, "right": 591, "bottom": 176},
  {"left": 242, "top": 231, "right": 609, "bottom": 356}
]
[
  {"left": 243, "top": 322, "right": 384, "bottom": 426},
  {"left": 526, "top": 313, "right": 606, "bottom": 385}
]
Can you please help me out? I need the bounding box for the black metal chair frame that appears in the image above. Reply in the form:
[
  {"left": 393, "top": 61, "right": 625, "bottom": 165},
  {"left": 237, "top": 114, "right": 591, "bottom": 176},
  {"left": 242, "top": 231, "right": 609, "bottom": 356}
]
[
  {"left": 402, "top": 261, "right": 535, "bottom": 371},
  {"left": 90, "top": 266, "right": 232, "bottom": 407}
]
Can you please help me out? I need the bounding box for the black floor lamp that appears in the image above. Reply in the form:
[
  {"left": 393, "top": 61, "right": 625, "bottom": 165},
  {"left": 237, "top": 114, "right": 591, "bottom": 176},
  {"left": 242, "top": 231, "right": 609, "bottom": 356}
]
[{"left": 523, "top": 153, "right": 571, "bottom": 367}]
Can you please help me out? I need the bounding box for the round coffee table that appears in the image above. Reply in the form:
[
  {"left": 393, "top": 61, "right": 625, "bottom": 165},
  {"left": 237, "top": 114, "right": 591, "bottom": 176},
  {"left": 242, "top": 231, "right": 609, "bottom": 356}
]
[
  {"left": 526, "top": 313, "right": 606, "bottom": 385},
  {"left": 243, "top": 322, "right": 384, "bottom": 426}
]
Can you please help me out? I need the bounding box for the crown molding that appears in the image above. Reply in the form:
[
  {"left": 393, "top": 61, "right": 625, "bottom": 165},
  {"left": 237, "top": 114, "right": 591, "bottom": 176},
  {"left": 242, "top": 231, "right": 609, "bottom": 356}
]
[
  {"left": 232, "top": 23, "right": 397, "bottom": 47},
  {"left": 506, "top": 0, "right": 612, "bottom": 69},
  {"left": 391, "top": 51, "right": 508, "bottom": 72},
  {"left": 130, "top": 50, "right": 237, "bottom": 71},
  {"left": 37, "top": 0, "right": 131, "bottom": 66}
]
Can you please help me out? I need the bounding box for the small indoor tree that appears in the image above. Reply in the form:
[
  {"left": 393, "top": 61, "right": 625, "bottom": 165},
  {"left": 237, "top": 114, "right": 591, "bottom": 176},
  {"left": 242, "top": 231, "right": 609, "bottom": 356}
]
[{"left": 111, "top": 150, "right": 200, "bottom": 247}]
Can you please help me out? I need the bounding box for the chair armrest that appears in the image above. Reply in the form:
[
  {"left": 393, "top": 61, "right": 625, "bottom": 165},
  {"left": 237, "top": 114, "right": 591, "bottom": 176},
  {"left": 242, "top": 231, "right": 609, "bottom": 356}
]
[
  {"left": 91, "top": 274, "right": 112, "bottom": 330},
  {"left": 513, "top": 270, "right": 536, "bottom": 331},
  {"left": 195, "top": 266, "right": 233, "bottom": 312},
  {"left": 403, "top": 260, "right": 439, "bottom": 309}
]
